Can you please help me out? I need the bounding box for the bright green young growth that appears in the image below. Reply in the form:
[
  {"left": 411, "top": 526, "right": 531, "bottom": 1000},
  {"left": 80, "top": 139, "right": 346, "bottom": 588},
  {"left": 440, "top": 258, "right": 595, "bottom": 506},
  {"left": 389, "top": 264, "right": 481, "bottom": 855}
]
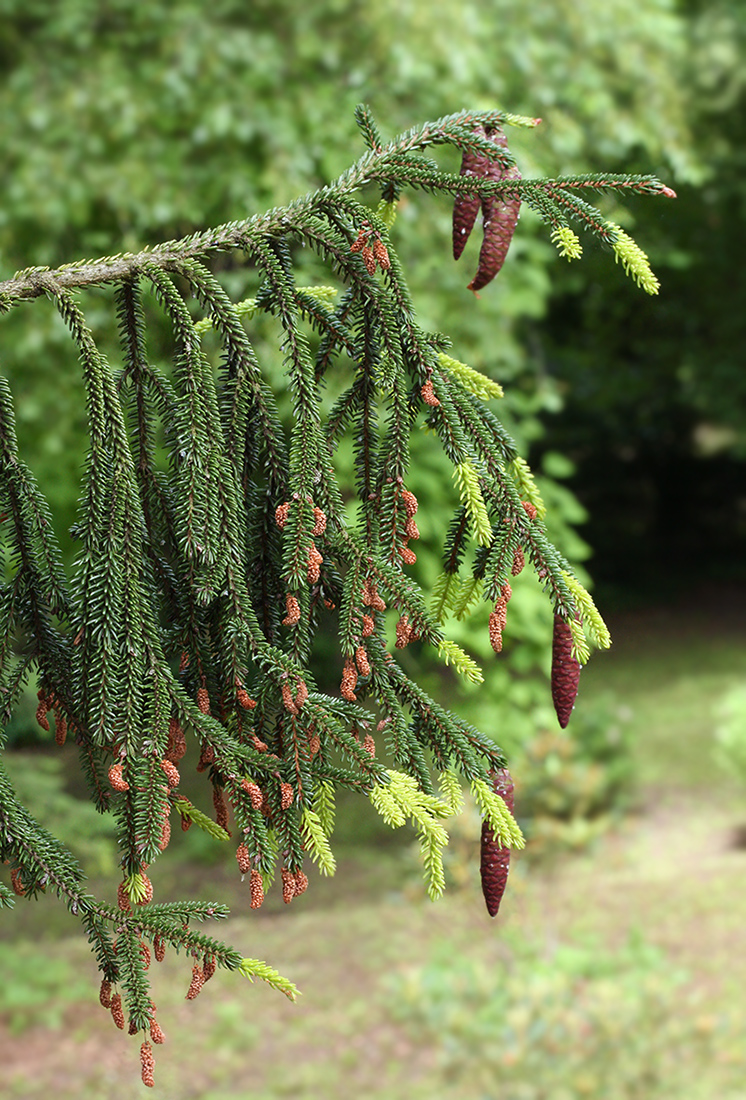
[
  {"left": 437, "top": 639, "right": 484, "bottom": 684},
  {"left": 375, "top": 198, "right": 398, "bottom": 229},
  {"left": 471, "top": 778, "right": 525, "bottom": 850},
  {"left": 314, "top": 779, "right": 336, "bottom": 837},
  {"left": 238, "top": 958, "right": 300, "bottom": 1001},
  {"left": 300, "top": 808, "right": 337, "bottom": 877},
  {"left": 124, "top": 872, "right": 150, "bottom": 905},
  {"left": 438, "top": 768, "right": 465, "bottom": 817},
  {"left": 569, "top": 619, "right": 591, "bottom": 666},
  {"left": 551, "top": 226, "right": 583, "bottom": 260},
  {"left": 608, "top": 223, "right": 661, "bottom": 295},
  {"left": 562, "top": 572, "right": 612, "bottom": 653},
  {"left": 173, "top": 798, "right": 231, "bottom": 842},
  {"left": 438, "top": 352, "right": 504, "bottom": 402},
  {"left": 503, "top": 112, "right": 543, "bottom": 128},
  {"left": 453, "top": 462, "right": 492, "bottom": 547},
  {"left": 370, "top": 771, "right": 452, "bottom": 900},
  {"left": 510, "top": 457, "right": 547, "bottom": 520}
]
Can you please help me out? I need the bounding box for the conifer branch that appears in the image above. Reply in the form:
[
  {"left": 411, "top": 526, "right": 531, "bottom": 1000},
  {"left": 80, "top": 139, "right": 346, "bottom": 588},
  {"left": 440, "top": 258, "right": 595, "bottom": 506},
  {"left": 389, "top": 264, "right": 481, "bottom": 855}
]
[{"left": 0, "top": 105, "right": 669, "bottom": 1081}]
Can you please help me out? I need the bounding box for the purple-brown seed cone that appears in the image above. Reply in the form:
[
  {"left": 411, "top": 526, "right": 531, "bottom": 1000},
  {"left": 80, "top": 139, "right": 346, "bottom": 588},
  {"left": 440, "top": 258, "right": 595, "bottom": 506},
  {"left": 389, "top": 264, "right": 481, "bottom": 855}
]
[
  {"left": 480, "top": 768, "right": 515, "bottom": 918},
  {"left": 452, "top": 125, "right": 489, "bottom": 260},
  {"left": 468, "top": 130, "right": 521, "bottom": 291},
  {"left": 551, "top": 615, "right": 581, "bottom": 728}
]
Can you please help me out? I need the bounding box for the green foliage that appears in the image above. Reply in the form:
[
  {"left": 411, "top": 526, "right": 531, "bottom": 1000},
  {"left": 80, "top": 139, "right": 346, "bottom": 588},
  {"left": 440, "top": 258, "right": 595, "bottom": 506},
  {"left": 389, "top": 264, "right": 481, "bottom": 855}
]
[{"left": 390, "top": 933, "right": 738, "bottom": 1100}]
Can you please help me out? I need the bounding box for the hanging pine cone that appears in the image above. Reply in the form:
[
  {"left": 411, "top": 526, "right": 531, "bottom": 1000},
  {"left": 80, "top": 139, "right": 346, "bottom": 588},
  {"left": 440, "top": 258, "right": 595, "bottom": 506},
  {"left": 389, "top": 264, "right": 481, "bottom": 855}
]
[
  {"left": 551, "top": 614, "right": 581, "bottom": 728},
  {"left": 467, "top": 128, "right": 521, "bottom": 292},
  {"left": 480, "top": 768, "right": 514, "bottom": 918},
  {"left": 452, "top": 125, "right": 488, "bottom": 260}
]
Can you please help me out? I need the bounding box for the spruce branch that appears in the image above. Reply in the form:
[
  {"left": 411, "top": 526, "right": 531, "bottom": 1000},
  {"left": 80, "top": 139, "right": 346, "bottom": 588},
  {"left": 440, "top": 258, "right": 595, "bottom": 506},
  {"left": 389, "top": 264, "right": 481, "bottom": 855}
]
[{"left": 0, "top": 105, "right": 671, "bottom": 1082}]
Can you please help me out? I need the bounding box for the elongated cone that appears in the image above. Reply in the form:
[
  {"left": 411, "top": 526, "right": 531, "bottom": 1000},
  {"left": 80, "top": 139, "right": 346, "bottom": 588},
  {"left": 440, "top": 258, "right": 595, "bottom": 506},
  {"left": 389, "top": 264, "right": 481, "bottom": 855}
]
[
  {"left": 551, "top": 615, "right": 581, "bottom": 728},
  {"left": 468, "top": 129, "right": 521, "bottom": 292},
  {"left": 452, "top": 125, "right": 489, "bottom": 260},
  {"left": 480, "top": 768, "right": 514, "bottom": 918}
]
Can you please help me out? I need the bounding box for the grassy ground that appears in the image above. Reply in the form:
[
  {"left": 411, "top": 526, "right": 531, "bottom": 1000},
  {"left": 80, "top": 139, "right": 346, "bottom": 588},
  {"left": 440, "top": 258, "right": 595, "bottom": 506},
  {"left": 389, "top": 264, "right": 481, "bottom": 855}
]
[{"left": 2, "top": 587, "right": 746, "bottom": 1098}]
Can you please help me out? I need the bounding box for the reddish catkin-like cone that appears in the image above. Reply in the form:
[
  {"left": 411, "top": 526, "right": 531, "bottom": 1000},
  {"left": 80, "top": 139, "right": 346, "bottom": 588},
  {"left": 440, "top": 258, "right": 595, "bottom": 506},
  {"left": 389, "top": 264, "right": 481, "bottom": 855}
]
[
  {"left": 281, "top": 867, "right": 296, "bottom": 904},
  {"left": 108, "top": 762, "right": 129, "bottom": 792},
  {"left": 400, "top": 488, "right": 418, "bottom": 517},
  {"left": 149, "top": 1017, "right": 166, "bottom": 1045},
  {"left": 203, "top": 955, "right": 217, "bottom": 983},
  {"left": 186, "top": 964, "right": 206, "bottom": 1000},
  {"left": 480, "top": 768, "right": 515, "bottom": 918},
  {"left": 236, "top": 844, "right": 252, "bottom": 875},
  {"left": 355, "top": 645, "right": 371, "bottom": 677},
  {"left": 295, "top": 678, "right": 308, "bottom": 710},
  {"left": 420, "top": 379, "right": 440, "bottom": 407},
  {"left": 395, "top": 614, "right": 412, "bottom": 649},
  {"left": 35, "top": 696, "right": 51, "bottom": 732},
  {"left": 110, "top": 993, "right": 125, "bottom": 1030},
  {"left": 158, "top": 809, "right": 171, "bottom": 852},
  {"left": 53, "top": 706, "right": 67, "bottom": 746},
  {"left": 282, "top": 594, "right": 301, "bottom": 626},
  {"left": 241, "top": 778, "right": 264, "bottom": 809},
  {"left": 160, "top": 758, "right": 180, "bottom": 788},
  {"left": 166, "top": 716, "right": 187, "bottom": 762},
  {"left": 551, "top": 615, "right": 581, "bottom": 728},
  {"left": 249, "top": 868, "right": 264, "bottom": 909},
  {"left": 117, "top": 880, "right": 132, "bottom": 912},
  {"left": 468, "top": 128, "right": 521, "bottom": 292},
  {"left": 307, "top": 543, "right": 323, "bottom": 584},
  {"left": 153, "top": 935, "right": 166, "bottom": 963},
  {"left": 99, "top": 979, "right": 112, "bottom": 1009},
  {"left": 279, "top": 781, "right": 294, "bottom": 811},
  {"left": 452, "top": 127, "right": 489, "bottom": 260},
  {"left": 340, "top": 659, "right": 358, "bottom": 702},
  {"left": 140, "top": 1041, "right": 155, "bottom": 1088},
  {"left": 372, "top": 237, "right": 390, "bottom": 270},
  {"left": 275, "top": 501, "right": 290, "bottom": 529},
  {"left": 213, "top": 785, "right": 229, "bottom": 833},
  {"left": 196, "top": 687, "right": 211, "bottom": 715}
]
